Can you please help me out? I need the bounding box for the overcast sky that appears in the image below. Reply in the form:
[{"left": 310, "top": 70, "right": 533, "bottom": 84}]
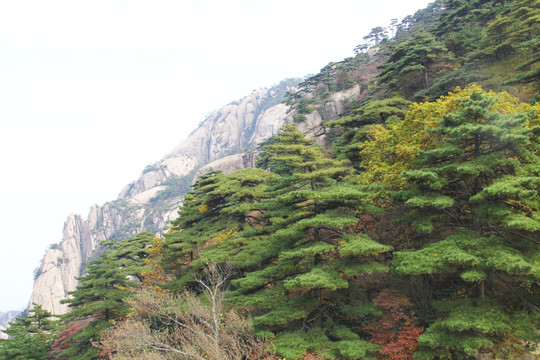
[{"left": 0, "top": 0, "right": 433, "bottom": 311}]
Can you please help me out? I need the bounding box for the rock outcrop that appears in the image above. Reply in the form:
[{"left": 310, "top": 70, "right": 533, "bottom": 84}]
[
  {"left": 169, "top": 88, "right": 290, "bottom": 165},
  {"left": 192, "top": 151, "right": 259, "bottom": 184},
  {"left": 29, "top": 76, "right": 367, "bottom": 315}
]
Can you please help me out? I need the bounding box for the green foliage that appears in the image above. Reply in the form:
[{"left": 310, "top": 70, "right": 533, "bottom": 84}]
[
  {"left": 435, "top": 0, "right": 511, "bottom": 38},
  {"left": 378, "top": 30, "right": 454, "bottom": 99},
  {"left": 226, "top": 125, "right": 391, "bottom": 358},
  {"left": 475, "top": 0, "right": 538, "bottom": 62},
  {"left": 59, "top": 232, "right": 154, "bottom": 359},
  {"left": 393, "top": 229, "right": 539, "bottom": 279},
  {"left": 158, "top": 89, "right": 539, "bottom": 359},
  {"left": 270, "top": 329, "right": 379, "bottom": 359},
  {"left": 162, "top": 168, "right": 277, "bottom": 289},
  {"left": 294, "top": 57, "right": 360, "bottom": 101},
  {"left": 364, "top": 26, "right": 388, "bottom": 46},
  {"left": 338, "top": 234, "right": 392, "bottom": 256},
  {"left": 414, "top": 299, "right": 538, "bottom": 359},
  {"left": 148, "top": 174, "right": 193, "bottom": 205},
  {"left": 329, "top": 97, "right": 412, "bottom": 168},
  {"left": 294, "top": 113, "right": 307, "bottom": 122},
  {"left": 297, "top": 97, "right": 315, "bottom": 114},
  {"left": 0, "top": 305, "right": 61, "bottom": 360}
]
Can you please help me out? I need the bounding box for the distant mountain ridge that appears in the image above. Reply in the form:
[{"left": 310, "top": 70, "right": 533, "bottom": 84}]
[{"left": 0, "top": 311, "right": 20, "bottom": 339}]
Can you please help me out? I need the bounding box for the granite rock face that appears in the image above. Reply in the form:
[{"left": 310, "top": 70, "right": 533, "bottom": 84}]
[
  {"left": 29, "top": 209, "right": 127, "bottom": 315},
  {"left": 169, "top": 87, "right": 294, "bottom": 164},
  {"left": 192, "top": 151, "right": 259, "bottom": 183}
]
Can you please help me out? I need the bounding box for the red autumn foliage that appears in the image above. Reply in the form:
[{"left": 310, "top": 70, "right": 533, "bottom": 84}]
[
  {"left": 365, "top": 289, "right": 423, "bottom": 360},
  {"left": 50, "top": 318, "right": 92, "bottom": 359}
]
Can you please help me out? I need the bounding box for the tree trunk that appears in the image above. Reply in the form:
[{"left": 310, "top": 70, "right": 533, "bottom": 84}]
[{"left": 480, "top": 280, "right": 485, "bottom": 299}]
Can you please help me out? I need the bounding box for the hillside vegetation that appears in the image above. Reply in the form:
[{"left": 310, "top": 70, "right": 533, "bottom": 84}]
[{"left": 1, "top": 0, "right": 539, "bottom": 359}]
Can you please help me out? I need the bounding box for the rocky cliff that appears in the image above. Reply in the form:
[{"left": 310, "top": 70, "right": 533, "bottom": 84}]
[{"left": 29, "top": 75, "right": 365, "bottom": 315}]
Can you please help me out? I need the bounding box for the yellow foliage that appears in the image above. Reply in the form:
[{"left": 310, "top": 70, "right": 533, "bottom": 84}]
[
  {"left": 357, "top": 84, "right": 538, "bottom": 190},
  {"left": 527, "top": 102, "right": 540, "bottom": 128},
  {"left": 141, "top": 237, "right": 171, "bottom": 287},
  {"left": 204, "top": 228, "right": 238, "bottom": 249},
  {"left": 198, "top": 204, "right": 209, "bottom": 213}
]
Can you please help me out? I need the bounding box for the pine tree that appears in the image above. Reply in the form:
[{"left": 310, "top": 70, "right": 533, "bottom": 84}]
[
  {"left": 435, "top": 0, "right": 510, "bottom": 37},
  {"left": 59, "top": 232, "right": 154, "bottom": 359},
  {"left": 162, "top": 171, "right": 227, "bottom": 283},
  {"left": 162, "top": 168, "right": 277, "bottom": 290},
  {"left": 363, "top": 26, "right": 388, "bottom": 46},
  {"left": 0, "top": 305, "right": 61, "bottom": 360},
  {"left": 500, "top": 0, "right": 539, "bottom": 86},
  {"left": 378, "top": 30, "right": 453, "bottom": 99},
  {"left": 231, "top": 124, "right": 389, "bottom": 359}
]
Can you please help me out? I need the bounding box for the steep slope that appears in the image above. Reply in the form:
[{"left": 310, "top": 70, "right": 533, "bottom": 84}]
[
  {"left": 29, "top": 79, "right": 298, "bottom": 314},
  {"left": 29, "top": 65, "right": 374, "bottom": 314}
]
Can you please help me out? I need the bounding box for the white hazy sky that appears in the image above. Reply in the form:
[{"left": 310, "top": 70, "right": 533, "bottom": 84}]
[{"left": 0, "top": 0, "right": 433, "bottom": 311}]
